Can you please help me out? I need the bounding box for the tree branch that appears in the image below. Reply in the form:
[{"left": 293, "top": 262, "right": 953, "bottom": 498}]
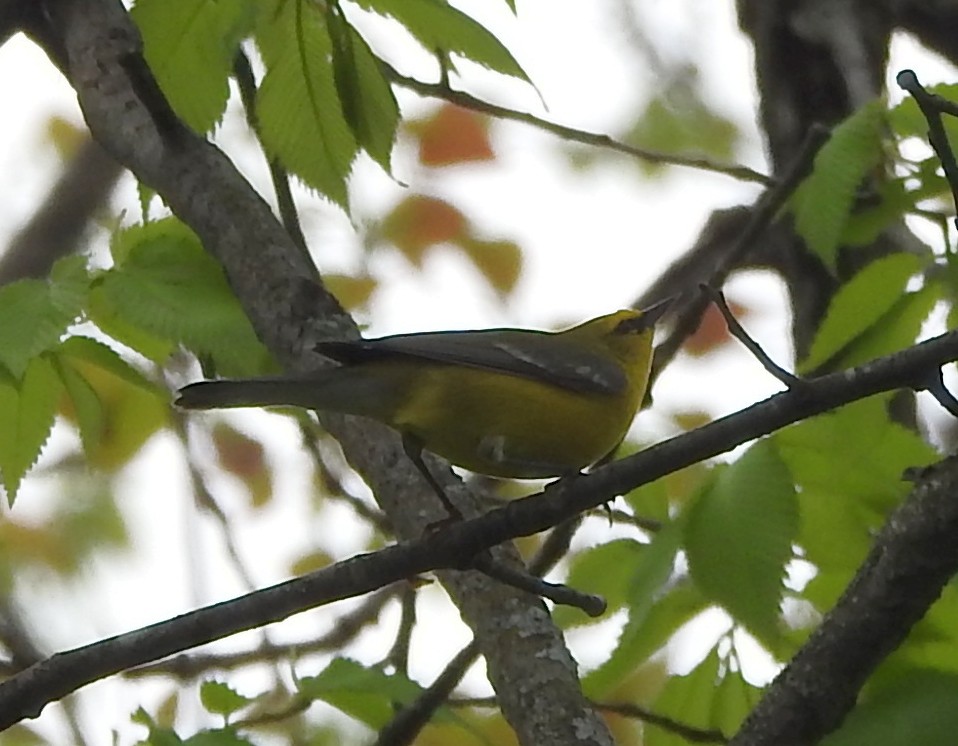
[{"left": 1, "top": 327, "right": 956, "bottom": 729}]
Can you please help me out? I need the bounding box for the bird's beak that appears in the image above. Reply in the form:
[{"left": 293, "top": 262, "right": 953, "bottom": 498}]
[{"left": 618, "top": 296, "right": 675, "bottom": 334}]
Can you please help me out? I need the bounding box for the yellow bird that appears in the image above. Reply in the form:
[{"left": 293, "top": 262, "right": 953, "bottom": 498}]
[{"left": 177, "top": 300, "right": 670, "bottom": 512}]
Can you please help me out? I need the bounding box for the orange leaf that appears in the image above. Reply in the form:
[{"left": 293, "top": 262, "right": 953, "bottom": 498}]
[
  {"left": 381, "top": 195, "right": 467, "bottom": 265},
  {"left": 212, "top": 423, "right": 272, "bottom": 508},
  {"left": 414, "top": 104, "right": 494, "bottom": 166},
  {"left": 684, "top": 300, "right": 749, "bottom": 356}
]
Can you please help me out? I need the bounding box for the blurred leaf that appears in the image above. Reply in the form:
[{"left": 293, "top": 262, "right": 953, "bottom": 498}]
[
  {"left": 646, "top": 648, "right": 750, "bottom": 746},
  {"left": 800, "top": 252, "right": 927, "bottom": 373},
  {"left": 684, "top": 299, "right": 747, "bottom": 356},
  {"left": 325, "top": 272, "right": 378, "bottom": 310},
  {"left": 458, "top": 237, "right": 522, "bottom": 297},
  {"left": 413, "top": 104, "right": 494, "bottom": 166},
  {"left": 0, "top": 255, "right": 88, "bottom": 379},
  {"left": 554, "top": 538, "right": 645, "bottom": 628},
  {"left": 350, "top": 0, "right": 529, "bottom": 81},
  {"left": 289, "top": 548, "right": 333, "bottom": 576},
  {"left": 889, "top": 84, "right": 958, "bottom": 140},
  {"left": 212, "top": 423, "right": 272, "bottom": 508},
  {"left": 327, "top": 6, "right": 399, "bottom": 171},
  {"left": 54, "top": 340, "right": 167, "bottom": 471},
  {"left": 685, "top": 440, "right": 798, "bottom": 645},
  {"left": 791, "top": 99, "right": 885, "bottom": 270},
  {"left": 200, "top": 681, "right": 252, "bottom": 718},
  {"left": 94, "top": 217, "right": 272, "bottom": 376},
  {"left": 298, "top": 658, "right": 440, "bottom": 729},
  {"left": 822, "top": 670, "right": 958, "bottom": 746},
  {"left": 627, "top": 83, "right": 738, "bottom": 175},
  {"left": 0, "top": 356, "right": 62, "bottom": 503},
  {"left": 255, "top": 0, "right": 358, "bottom": 208},
  {"left": 380, "top": 195, "right": 467, "bottom": 263},
  {"left": 583, "top": 519, "right": 690, "bottom": 697},
  {"left": 131, "top": 0, "right": 254, "bottom": 132}
]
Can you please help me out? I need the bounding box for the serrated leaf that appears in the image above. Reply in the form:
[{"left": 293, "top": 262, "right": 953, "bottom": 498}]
[
  {"left": 350, "top": 0, "right": 528, "bottom": 81},
  {"left": 800, "top": 252, "right": 926, "bottom": 373},
  {"left": 297, "top": 658, "right": 433, "bottom": 729},
  {"left": 255, "top": 0, "right": 358, "bottom": 207},
  {"left": 95, "top": 218, "right": 272, "bottom": 377},
  {"left": 199, "top": 680, "right": 251, "bottom": 718},
  {"left": 131, "top": 0, "right": 254, "bottom": 133},
  {"left": 327, "top": 6, "right": 399, "bottom": 171},
  {"left": 0, "top": 356, "right": 62, "bottom": 504},
  {"left": 833, "top": 283, "right": 939, "bottom": 369},
  {"left": 776, "top": 396, "right": 937, "bottom": 586},
  {"left": 0, "top": 255, "right": 88, "bottom": 379},
  {"left": 685, "top": 441, "right": 798, "bottom": 645},
  {"left": 791, "top": 99, "right": 886, "bottom": 270}
]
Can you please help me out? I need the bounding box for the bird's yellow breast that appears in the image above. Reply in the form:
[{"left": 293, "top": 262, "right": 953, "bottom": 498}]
[{"left": 390, "top": 360, "right": 648, "bottom": 478}]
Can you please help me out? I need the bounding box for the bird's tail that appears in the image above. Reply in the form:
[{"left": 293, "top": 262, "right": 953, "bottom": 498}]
[
  {"left": 176, "top": 369, "right": 406, "bottom": 419},
  {"left": 176, "top": 377, "right": 327, "bottom": 410}
]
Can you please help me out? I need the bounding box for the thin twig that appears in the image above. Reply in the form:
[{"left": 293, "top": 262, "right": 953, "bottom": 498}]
[
  {"left": 648, "top": 124, "right": 830, "bottom": 382},
  {"left": 471, "top": 552, "right": 606, "bottom": 617},
  {"left": 232, "top": 50, "right": 313, "bottom": 267},
  {"left": 896, "top": 70, "right": 958, "bottom": 230},
  {"left": 701, "top": 284, "right": 801, "bottom": 387},
  {"left": 598, "top": 701, "right": 727, "bottom": 743},
  {"left": 383, "top": 63, "right": 772, "bottom": 186}
]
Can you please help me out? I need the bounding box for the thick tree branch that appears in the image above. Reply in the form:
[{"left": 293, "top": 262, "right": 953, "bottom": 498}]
[{"left": 730, "top": 455, "right": 958, "bottom": 746}]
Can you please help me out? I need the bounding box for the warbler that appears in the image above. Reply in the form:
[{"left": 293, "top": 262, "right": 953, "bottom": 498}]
[{"left": 177, "top": 300, "right": 671, "bottom": 512}]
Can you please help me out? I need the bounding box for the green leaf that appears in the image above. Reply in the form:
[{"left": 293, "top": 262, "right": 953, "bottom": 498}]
[
  {"left": 685, "top": 441, "right": 798, "bottom": 645},
  {"left": 833, "top": 283, "right": 939, "bottom": 369},
  {"left": 800, "top": 252, "right": 926, "bottom": 373},
  {"left": 297, "top": 658, "right": 434, "bottom": 729},
  {"left": 776, "top": 396, "right": 937, "bottom": 594},
  {"left": 583, "top": 519, "right": 692, "bottom": 697},
  {"left": 349, "top": 0, "right": 528, "bottom": 81},
  {"left": 199, "top": 681, "right": 251, "bottom": 718},
  {"left": 93, "top": 218, "right": 272, "bottom": 376},
  {"left": 255, "top": 0, "right": 358, "bottom": 207},
  {"left": 647, "top": 648, "right": 756, "bottom": 746},
  {"left": 327, "top": 6, "right": 399, "bottom": 171},
  {"left": 0, "top": 356, "right": 63, "bottom": 504},
  {"left": 0, "top": 255, "right": 88, "bottom": 379},
  {"left": 131, "top": 0, "right": 255, "bottom": 133},
  {"left": 791, "top": 99, "right": 886, "bottom": 270},
  {"left": 822, "top": 670, "right": 958, "bottom": 746},
  {"left": 553, "top": 538, "right": 644, "bottom": 628}
]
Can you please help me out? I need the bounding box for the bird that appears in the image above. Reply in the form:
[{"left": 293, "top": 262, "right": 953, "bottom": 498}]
[{"left": 176, "top": 299, "right": 671, "bottom": 515}]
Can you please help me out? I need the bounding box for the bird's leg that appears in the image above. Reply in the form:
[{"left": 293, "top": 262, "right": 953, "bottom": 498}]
[{"left": 402, "top": 433, "right": 463, "bottom": 520}]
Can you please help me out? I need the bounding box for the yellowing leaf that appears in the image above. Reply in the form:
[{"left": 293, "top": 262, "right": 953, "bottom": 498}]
[
  {"left": 381, "top": 195, "right": 466, "bottom": 263},
  {"left": 458, "top": 237, "right": 522, "bottom": 297}
]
